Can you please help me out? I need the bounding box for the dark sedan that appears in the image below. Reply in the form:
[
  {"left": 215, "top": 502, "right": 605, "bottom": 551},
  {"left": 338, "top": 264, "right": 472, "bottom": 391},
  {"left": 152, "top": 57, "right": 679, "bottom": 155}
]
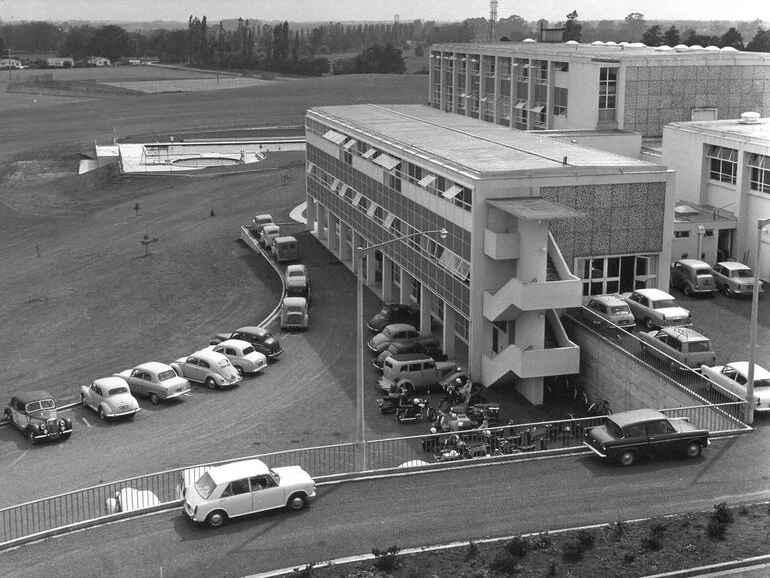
[
  {"left": 583, "top": 408, "right": 709, "bottom": 466},
  {"left": 210, "top": 326, "right": 283, "bottom": 361},
  {"left": 367, "top": 303, "right": 419, "bottom": 333}
]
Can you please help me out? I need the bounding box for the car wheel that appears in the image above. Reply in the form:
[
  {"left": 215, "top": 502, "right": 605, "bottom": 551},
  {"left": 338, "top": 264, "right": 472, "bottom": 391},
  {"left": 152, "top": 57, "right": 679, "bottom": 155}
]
[
  {"left": 643, "top": 317, "right": 655, "bottom": 330},
  {"left": 205, "top": 377, "right": 218, "bottom": 390},
  {"left": 27, "top": 429, "right": 38, "bottom": 445},
  {"left": 81, "top": 394, "right": 87, "bottom": 408},
  {"left": 722, "top": 285, "right": 732, "bottom": 297},
  {"left": 206, "top": 510, "right": 228, "bottom": 528},
  {"left": 640, "top": 343, "right": 648, "bottom": 354},
  {"left": 127, "top": 412, "right": 136, "bottom": 420},
  {"left": 149, "top": 393, "right": 160, "bottom": 405},
  {"left": 426, "top": 407, "right": 438, "bottom": 422},
  {"left": 400, "top": 381, "right": 415, "bottom": 396},
  {"left": 235, "top": 366, "right": 244, "bottom": 377},
  {"left": 683, "top": 283, "right": 693, "bottom": 296},
  {"left": 286, "top": 493, "right": 307, "bottom": 511},
  {"left": 619, "top": 450, "right": 637, "bottom": 467},
  {"left": 97, "top": 407, "right": 105, "bottom": 420},
  {"left": 685, "top": 441, "right": 702, "bottom": 459}
]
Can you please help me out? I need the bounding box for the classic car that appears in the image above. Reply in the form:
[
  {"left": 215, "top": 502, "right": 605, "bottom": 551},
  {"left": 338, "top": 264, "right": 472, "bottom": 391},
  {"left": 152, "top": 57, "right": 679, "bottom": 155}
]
[
  {"left": 584, "top": 408, "right": 709, "bottom": 466},
  {"left": 373, "top": 338, "right": 444, "bottom": 370},
  {"left": 620, "top": 288, "right": 692, "bottom": 330},
  {"left": 105, "top": 487, "right": 161, "bottom": 514},
  {"left": 207, "top": 339, "right": 267, "bottom": 376},
  {"left": 259, "top": 224, "right": 281, "bottom": 248},
  {"left": 181, "top": 458, "right": 316, "bottom": 528},
  {"left": 252, "top": 214, "right": 273, "bottom": 235},
  {"left": 711, "top": 261, "right": 764, "bottom": 297},
  {"left": 582, "top": 295, "right": 635, "bottom": 328},
  {"left": 80, "top": 376, "right": 140, "bottom": 420},
  {"left": 115, "top": 362, "right": 191, "bottom": 404},
  {"left": 286, "top": 264, "right": 311, "bottom": 306},
  {"left": 3, "top": 390, "right": 72, "bottom": 444},
  {"left": 171, "top": 349, "right": 241, "bottom": 389},
  {"left": 270, "top": 236, "right": 298, "bottom": 262},
  {"left": 638, "top": 326, "right": 716, "bottom": 369},
  {"left": 377, "top": 353, "right": 466, "bottom": 395},
  {"left": 210, "top": 326, "right": 283, "bottom": 361},
  {"left": 367, "top": 303, "right": 419, "bottom": 333},
  {"left": 669, "top": 259, "right": 717, "bottom": 296},
  {"left": 700, "top": 362, "right": 770, "bottom": 414},
  {"left": 280, "top": 296, "right": 308, "bottom": 330},
  {"left": 367, "top": 323, "right": 436, "bottom": 355}
]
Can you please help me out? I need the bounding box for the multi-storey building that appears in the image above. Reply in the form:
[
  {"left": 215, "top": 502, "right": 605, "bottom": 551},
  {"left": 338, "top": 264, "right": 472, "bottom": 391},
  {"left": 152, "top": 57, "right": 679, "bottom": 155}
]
[
  {"left": 429, "top": 42, "right": 770, "bottom": 138},
  {"left": 663, "top": 113, "right": 770, "bottom": 278},
  {"left": 305, "top": 103, "right": 675, "bottom": 403}
]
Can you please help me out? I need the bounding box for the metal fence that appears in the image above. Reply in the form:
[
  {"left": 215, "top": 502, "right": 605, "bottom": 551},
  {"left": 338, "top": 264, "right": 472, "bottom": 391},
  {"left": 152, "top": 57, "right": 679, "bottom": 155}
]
[{"left": 0, "top": 402, "right": 749, "bottom": 550}]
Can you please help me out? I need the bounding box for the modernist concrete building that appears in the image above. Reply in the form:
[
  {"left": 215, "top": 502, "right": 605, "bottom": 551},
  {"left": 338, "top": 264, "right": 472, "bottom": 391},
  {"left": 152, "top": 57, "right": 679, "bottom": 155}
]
[
  {"left": 305, "top": 104, "right": 675, "bottom": 403},
  {"left": 428, "top": 42, "right": 770, "bottom": 138},
  {"left": 663, "top": 113, "right": 770, "bottom": 278}
]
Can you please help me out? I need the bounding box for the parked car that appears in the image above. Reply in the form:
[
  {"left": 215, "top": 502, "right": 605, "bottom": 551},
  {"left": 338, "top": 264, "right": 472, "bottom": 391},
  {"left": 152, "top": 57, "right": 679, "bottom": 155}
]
[
  {"left": 368, "top": 323, "right": 436, "bottom": 355},
  {"left": 115, "top": 362, "right": 191, "bottom": 404},
  {"left": 281, "top": 296, "right": 308, "bottom": 330},
  {"left": 638, "top": 326, "right": 716, "bottom": 369},
  {"left": 377, "top": 353, "right": 465, "bottom": 395},
  {"left": 620, "top": 288, "right": 692, "bottom": 330},
  {"left": 582, "top": 295, "right": 635, "bottom": 328},
  {"left": 259, "top": 224, "right": 281, "bottom": 248},
  {"left": 271, "top": 236, "right": 298, "bottom": 262},
  {"left": 711, "top": 261, "right": 764, "bottom": 297},
  {"left": 208, "top": 339, "right": 267, "bottom": 376},
  {"left": 373, "top": 338, "right": 444, "bottom": 370},
  {"left": 80, "top": 376, "right": 140, "bottom": 420},
  {"left": 700, "top": 362, "right": 770, "bottom": 415},
  {"left": 252, "top": 214, "right": 273, "bottom": 235},
  {"left": 181, "top": 458, "right": 316, "bottom": 528},
  {"left": 286, "top": 264, "right": 310, "bottom": 306},
  {"left": 670, "top": 259, "right": 717, "bottom": 296},
  {"left": 171, "top": 349, "right": 241, "bottom": 389},
  {"left": 583, "top": 408, "right": 710, "bottom": 466},
  {"left": 3, "top": 391, "right": 73, "bottom": 444},
  {"left": 367, "top": 303, "right": 419, "bottom": 333},
  {"left": 105, "top": 487, "right": 161, "bottom": 514},
  {"left": 210, "top": 327, "right": 283, "bottom": 361}
]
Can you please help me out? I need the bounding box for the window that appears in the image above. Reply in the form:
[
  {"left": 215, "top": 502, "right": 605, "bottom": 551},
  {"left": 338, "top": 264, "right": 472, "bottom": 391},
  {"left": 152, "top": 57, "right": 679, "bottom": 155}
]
[
  {"left": 674, "top": 231, "right": 690, "bottom": 238},
  {"left": 388, "top": 171, "right": 401, "bottom": 192},
  {"left": 749, "top": 154, "right": 770, "bottom": 193},
  {"left": 553, "top": 61, "right": 569, "bottom": 72},
  {"left": 599, "top": 67, "right": 618, "bottom": 121},
  {"left": 342, "top": 149, "right": 352, "bottom": 165},
  {"left": 707, "top": 146, "right": 737, "bottom": 184},
  {"left": 553, "top": 87, "right": 568, "bottom": 117},
  {"left": 322, "top": 129, "right": 346, "bottom": 145}
]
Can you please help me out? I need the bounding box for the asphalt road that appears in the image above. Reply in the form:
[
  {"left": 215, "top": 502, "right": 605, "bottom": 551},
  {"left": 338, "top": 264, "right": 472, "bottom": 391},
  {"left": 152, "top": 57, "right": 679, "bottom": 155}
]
[{"left": 1, "top": 432, "right": 769, "bottom": 578}]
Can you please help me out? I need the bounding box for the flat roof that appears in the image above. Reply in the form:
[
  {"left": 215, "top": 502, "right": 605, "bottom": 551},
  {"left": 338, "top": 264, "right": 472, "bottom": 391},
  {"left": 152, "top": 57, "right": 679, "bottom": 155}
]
[
  {"left": 488, "top": 198, "right": 584, "bottom": 220},
  {"left": 433, "top": 42, "right": 770, "bottom": 65},
  {"left": 310, "top": 104, "right": 665, "bottom": 179},
  {"left": 666, "top": 118, "right": 770, "bottom": 148}
]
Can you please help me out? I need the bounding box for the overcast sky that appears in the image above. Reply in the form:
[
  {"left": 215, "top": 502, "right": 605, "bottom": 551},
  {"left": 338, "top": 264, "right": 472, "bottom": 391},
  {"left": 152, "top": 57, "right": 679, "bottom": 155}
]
[{"left": 1, "top": 0, "right": 767, "bottom": 24}]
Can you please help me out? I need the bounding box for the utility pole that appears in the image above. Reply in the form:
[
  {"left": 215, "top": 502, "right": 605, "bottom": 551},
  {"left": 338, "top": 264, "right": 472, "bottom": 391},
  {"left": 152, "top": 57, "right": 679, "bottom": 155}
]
[{"left": 488, "top": 0, "right": 498, "bottom": 42}]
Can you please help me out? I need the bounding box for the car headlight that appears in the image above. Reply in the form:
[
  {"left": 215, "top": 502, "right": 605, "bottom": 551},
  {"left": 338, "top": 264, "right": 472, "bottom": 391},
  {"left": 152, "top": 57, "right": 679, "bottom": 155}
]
[{"left": 39, "top": 423, "right": 47, "bottom": 431}]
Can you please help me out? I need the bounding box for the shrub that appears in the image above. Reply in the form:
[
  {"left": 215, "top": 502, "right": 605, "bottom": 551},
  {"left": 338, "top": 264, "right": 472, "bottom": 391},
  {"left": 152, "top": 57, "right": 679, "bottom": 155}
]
[
  {"left": 545, "top": 561, "right": 559, "bottom": 576},
  {"left": 466, "top": 541, "right": 479, "bottom": 560},
  {"left": 707, "top": 503, "right": 734, "bottom": 540},
  {"left": 504, "top": 534, "right": 528, "bottom": 558},
  {"left": 642, "top": 521, "right": 668, "bottom": 551},
  {"left": 489, "top": 550, "right": 522, "bottom": 574},
  {"left": 562, "top": 530, "right": 595, "bottom": 561},
  {"left": 371, "top": 545, "right": 400, "bottom": 572},
  {"left": 529, "top": 532, "right": 553, "bottom": 550},
  {"left": 576, "top": 529, "right": 596, "bottom": 549},
  {"left": 290, "top": 564, "right": 314, "bottom": 577}
]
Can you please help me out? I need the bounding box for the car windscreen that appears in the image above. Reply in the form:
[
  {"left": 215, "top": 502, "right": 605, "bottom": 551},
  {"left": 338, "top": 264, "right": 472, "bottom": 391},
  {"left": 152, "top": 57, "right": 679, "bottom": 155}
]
[
  {"left": 695, "top": 269, "right": 711, "bottom": 276},
  {"left": 157, "top": 370, "right": 177, "bottom": 381},
  {"left": 733, "top": 269, "right": 752, "bottom": 278},
  {"left": 652, "top": 299, "right": 677, "bottom": 309},
  {"left": 26, "top": 399, "right": 55, "bottom": 412},
  {"left": 688, "top": 340, "right": 711, "bottom": 353},
  {"left": 755, "top": 379, "right": 770, "bottom": 389},
  {"left": 606, "top": 420, "right": 623, "bottom": 438},
  {"left": 242, "top": 346, "right": 256, "bottom": 355},
  {"left": 217, "top": 359, "right": 231, "bottom": 368},
  {"left": 194, "top": 473, "right": 217, "bottom": 500},
  {"left": 109, "top": 387, "right": 129, "bottom": 395},
  {"left": 609, "top": 305, "right": 631, "bottom": 314},
  {"left": 378, "top": 306, "right": 390, "bottom": 316}
]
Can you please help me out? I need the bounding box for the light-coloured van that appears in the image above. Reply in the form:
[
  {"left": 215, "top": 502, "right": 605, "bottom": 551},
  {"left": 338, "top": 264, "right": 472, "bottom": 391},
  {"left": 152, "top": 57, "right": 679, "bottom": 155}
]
[
  {"left": 280, "top": 297, "right": 308, "bottom": 330},
  {"left": 259, "top": 224, "right": 281, "bottom": 248},
  {"left": 271, "top": 236, "right": 298, "bottom": 262}
]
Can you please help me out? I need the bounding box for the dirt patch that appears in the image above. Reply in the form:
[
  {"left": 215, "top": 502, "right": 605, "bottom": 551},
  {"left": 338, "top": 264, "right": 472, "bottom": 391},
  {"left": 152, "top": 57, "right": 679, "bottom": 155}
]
[{"left": 300, "top": 501, "right": 770, "bottom": 577}]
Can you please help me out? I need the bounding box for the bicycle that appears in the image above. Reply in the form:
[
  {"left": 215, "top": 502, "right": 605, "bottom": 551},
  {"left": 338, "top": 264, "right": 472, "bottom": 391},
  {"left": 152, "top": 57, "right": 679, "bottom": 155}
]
[{"left": 587, "top": 398, "right": 612, "bottom": 416}]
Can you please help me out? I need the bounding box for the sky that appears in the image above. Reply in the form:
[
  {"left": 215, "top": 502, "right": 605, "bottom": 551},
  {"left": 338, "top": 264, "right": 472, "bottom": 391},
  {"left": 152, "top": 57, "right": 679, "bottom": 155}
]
[{"left": 0, "top": 0, "right": 767, "bottom": 25}]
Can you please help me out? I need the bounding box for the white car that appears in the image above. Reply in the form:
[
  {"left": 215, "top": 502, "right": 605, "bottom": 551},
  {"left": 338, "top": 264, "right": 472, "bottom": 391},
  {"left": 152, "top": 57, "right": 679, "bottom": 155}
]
[
  {"left": 105, "top": 487, "right": 161, "bottom": 514},
  {"left": 711, "top": 261, "right": 764, "bottom": 297},
  {"left": 116, "top": 362, "right": 191, "bottom": 404},
  {"left": 260, "top": 224, "right": 281, "bottom": 248},
  {"left": 80, "top": 376, "right": 140, "bottom": 420},
  {"left": 171, "top": 349, "right": 241, "bottom": 389},
  {"left": 286, "top": 264, "right": 308, "bottom": 287},
  {"left": 701, "top": 362, "right": 770, "bottom": 414},
  {"left": 207, "top": 339, "right": 267, "bottom": 376},
  {"left": 620, "top": 288, "right": 691, "bottom": 330},
  {"left": 181, "top": 459, "right": 316, "bottom": 528}
]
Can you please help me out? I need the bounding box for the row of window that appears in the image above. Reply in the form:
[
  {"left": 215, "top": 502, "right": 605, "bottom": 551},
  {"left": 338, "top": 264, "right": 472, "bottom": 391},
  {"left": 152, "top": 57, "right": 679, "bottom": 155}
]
[
  {"left": 307, "top": 160, "right": 472, "bottom": 283},
  {"left": 707, "top": 148, "right": 770, "bottom": 193}
]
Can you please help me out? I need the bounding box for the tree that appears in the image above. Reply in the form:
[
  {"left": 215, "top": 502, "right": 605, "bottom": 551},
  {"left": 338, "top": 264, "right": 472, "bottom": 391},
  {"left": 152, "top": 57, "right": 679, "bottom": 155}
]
[
  {"left": 746, "top": 28, "right": 770, "bottom": 52},
  {"left": 719, "top": 27, "right": 744, "bottom": 50},
  {"left": 352, "top": 44, "right": 405, "bottom": 74},
  {"left": 88, "top": 25, "right": 134, "bottom": 62},
  {"left": 641, "top": 25, "right": 663, "bottom": 47},
  {"left": 562, "top": 11, "right": 582, "bottom": 42},
  {"left": 621, "top": 12, "right": 646, "bottom": 42},
  {"left": 414, "top": 43, "right": 424, "bottom": 57},
  {"left": 59, "top": 25, "right": 93, "bottom": 60},
  {"left": 663, "top": 25, "right": 680, "bottom": 46}
]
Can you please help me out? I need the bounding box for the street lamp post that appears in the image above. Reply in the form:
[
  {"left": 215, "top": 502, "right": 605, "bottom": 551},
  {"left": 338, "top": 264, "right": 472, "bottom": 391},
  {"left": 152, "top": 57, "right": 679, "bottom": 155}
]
[
  {"left": 355, "top": 228, "right": 447, "bottom": 471},
  {"left": 746, "top": 218, "right": 770, "bottom": 424}
]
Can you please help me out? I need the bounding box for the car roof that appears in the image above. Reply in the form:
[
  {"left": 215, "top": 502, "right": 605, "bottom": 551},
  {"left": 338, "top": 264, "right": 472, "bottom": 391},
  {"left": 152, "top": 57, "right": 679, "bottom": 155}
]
[
  {"left": 283, "top": 296, "right": 307, "bottom": 306},
  {"left": 675, "top": 259, "right": 711, "bottom": 268},
  {"left": 208, "top": 459, "right": 269, "bottom": 484},
  {"left": 389, "top": 352, "right": 434, "bottom": 362},
  {"left": 725, "top": 362, "right": 770, "bottom": 379},
  {"left": 263, "top": 224, "right": 280, "bottom": 232},
  {"left": 632, "top": 288, "right": 675, "bottom": 300},
  {"left": 215, "top": 339, "right": 252, "bottom": 350},
  {"left": 589, "top": 295, "right": 627, "bottom": 306},
  {"left": 286, "top": 264, "right": 306, "bottom": 273},
  {"left": 657, "top": 326, "right": 710, "bottom": 341},
  {"left": 93, "top": 376, "right": 130, "bottom": 388},
  {"left": 383, "top": 323, "right": 417, "bottom": 332},
  {"left": 254, "top": 214, "right": 272, "bottom": 221},
  {"left": 135, "top": 361, "right": 174, "bottom": 373},
  {"left": 12, "top": 390, "right": 55, "bottom": 404},
  {"left": 234, "top": 326, "right": 269, "bottom": 336},
  {"left": 191, "top": 349, "right": 227, "bottom": 362},
  {"left": 716, "top": 261, "right": 751, "bottom": 271},
  {"left": 274, "top": 235, "right": 297, "bottom": 243},
  {"left": 609, "top": 408, "right": 667, "bottom": 427}
]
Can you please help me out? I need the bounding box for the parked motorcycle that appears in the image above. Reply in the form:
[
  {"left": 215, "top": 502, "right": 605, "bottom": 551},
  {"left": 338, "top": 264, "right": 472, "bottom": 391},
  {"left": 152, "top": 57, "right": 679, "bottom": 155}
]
[
  {"left": 433, "top": 432, "right": 490, "bottom": 461},
  {"left": 396, "top": 397, "right": 438, "bottom": 424}
]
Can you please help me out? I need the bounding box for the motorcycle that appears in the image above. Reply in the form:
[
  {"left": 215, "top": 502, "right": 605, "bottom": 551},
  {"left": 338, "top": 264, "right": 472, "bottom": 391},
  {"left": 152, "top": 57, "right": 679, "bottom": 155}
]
[
  {"left": 433, "top": 432, "right": 490, "bottom": 461},
  {"left": 396, "top": 397, "right": 438, "bottom": 424}
]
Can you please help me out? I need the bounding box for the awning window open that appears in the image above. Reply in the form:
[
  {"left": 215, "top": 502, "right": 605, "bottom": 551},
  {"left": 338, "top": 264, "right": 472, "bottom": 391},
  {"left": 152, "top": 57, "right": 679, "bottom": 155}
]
[
  {"left": 442, "top": 185, "right": 463, "bottom": 199},
  {"left": 418, "top": 174, "right": 437, "bottom": 188},
  {"left": 342, "top": 139, "right": 357, "bottom": 150},
  {"left": 513, "top": 101, "right": 527, "bottom": 110},
  {"left": 362, "top": 148, "right": 377, "bottom": 159},
  {"left": 373, "top": 154, "right": 400, "bottom": 171},
  {"left": 529, "top": 105, "right": 545, "bottom": 113},
  {"left": 322, "top": 130, "right": 347, "bottom": 145}
]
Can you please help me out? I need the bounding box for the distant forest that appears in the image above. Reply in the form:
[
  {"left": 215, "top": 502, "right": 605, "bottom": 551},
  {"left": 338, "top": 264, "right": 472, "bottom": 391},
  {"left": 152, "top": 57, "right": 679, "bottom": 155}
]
[{"left": 1, "top": 13, "right": 769, "bottom": 76}]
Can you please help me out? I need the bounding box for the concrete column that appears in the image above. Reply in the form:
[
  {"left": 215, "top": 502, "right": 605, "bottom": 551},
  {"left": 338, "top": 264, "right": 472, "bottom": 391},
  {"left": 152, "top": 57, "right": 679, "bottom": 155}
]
[
  {"left": 315, "top": 204, "right": 326, "bottom": 242},
  {"left": 517, "top": 377, "right": 544, "bottom": 405},
  {"left": 400, "top": 270, "right": 413, "bottom": 305},
  {"left": 306, "top": 197, "right": 317, "bottom": 235},
  {"left": 382, "top": 257, "right": 394, "bottom": 303},
  {"left": 443, "top": 305, "right": 456, "bottom": 359},
  {"left": 339, "top": 221, "right": 350, "bottom": 263},
  {"left": 419, "top": 285, "right": 433, "bottom": 333},
  {"left": 327, "top": 212, "right": 337, "bottom": 252},
  {"left": 366, "top": 247, "right": 377, "bottom": 288}
]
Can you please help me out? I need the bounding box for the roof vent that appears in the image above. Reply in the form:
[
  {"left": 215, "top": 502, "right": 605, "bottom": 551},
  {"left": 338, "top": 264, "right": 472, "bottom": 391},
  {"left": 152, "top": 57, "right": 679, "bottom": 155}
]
[
  {"left": 738, "top": 112, "right": 761, "bottom": 125},
  {"left": 675, "top": 205, "right": 700, "bottom": 217}
]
